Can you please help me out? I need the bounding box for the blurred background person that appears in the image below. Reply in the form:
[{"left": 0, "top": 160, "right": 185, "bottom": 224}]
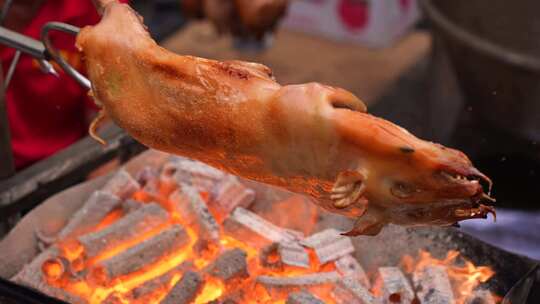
[{"left": 0, "top": 0, "right": 129, "bottom": 170}]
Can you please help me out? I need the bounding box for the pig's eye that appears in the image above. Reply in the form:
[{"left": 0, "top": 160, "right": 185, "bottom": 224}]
[{"left": 390, "top": 182, "right": 416, "bottom": 199}]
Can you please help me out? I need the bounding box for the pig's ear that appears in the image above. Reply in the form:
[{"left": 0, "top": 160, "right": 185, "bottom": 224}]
[{"left": 328, "top": 87, "right": 367, "bottom": 113}]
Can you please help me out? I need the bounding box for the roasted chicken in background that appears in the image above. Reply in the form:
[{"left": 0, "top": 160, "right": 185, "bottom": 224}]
[
  {"left": 181, "top": 0, "right": 289, "bottom": 41},
  {"left": 79, "top": 0, "right": 495, "bottom": 236}
]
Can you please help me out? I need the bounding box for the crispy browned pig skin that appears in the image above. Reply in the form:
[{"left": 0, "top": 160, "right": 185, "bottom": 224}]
[{"left": 78, "top": 1, "right": 495, "bottom": 236}]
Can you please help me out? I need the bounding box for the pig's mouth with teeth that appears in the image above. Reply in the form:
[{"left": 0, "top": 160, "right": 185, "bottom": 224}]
[{"left": 396, "top": 169, "right": 497, "bottom": 227}]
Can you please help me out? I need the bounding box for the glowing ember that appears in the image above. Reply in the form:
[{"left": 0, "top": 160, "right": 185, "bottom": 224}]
[
  {"left": 401, "top": 250, "right": 497, "bottom": 304},
  {"left": 15, "top": 159, "right": 500, "bottom": 304},
  {"left": 42, "top": 258, "right": 65, "bottom": 281}
]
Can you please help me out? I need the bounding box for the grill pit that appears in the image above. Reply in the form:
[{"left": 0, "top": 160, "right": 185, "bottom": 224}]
[{"left": 0, "top": 150, "right": 538, "bottom": 304}]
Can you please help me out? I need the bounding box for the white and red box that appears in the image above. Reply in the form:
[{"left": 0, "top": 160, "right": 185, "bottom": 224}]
[{"left": 281, "top": 0, "right": 421, "bottom": 48}]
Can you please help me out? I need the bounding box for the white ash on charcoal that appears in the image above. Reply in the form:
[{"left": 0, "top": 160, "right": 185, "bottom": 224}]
[
  {"left": 205, "top": 248, "right": 249, "bottom": 283},
  {"left": 102, "top": 169, "right": 140, "bottom": 199},
  {"left": 278, "top": 241, "right": 310, "bottom": 268},
  {"left": 223, "top": 207, "right": 301, "bottom": 248},
  {"left": 332, "top": 276, "right": 380, "bottom": 304},
  {"left": 135, "top": 166, "right": 161, "bottom": 197},
  {"left": 129, "top": 261, "right": 195, "bottom": 301},
  {"left": 284, "top": 228, "right": 306, "bottom": 241},
  {"left": 301, "top": 229, "right": 354, "bottom": 264},
  {"left": 160, "top": 160, "right": 180, "bottom": 185},
  {"left": 135, "top": 166, "right": 160, "bottom": 187},
  {"left": 335, "top": 254, "right": 371, "bottom": 288},
  {"left": 77, "top": 203, "right": 169, "bottom": 259},
  {"left": 257, "top": 271, "right": 341, "bottom": 290},
  {"left": 27, "top": 284, "right": 87, "bottom": 304},
  {"left": 13, "top": 246, "right": 60, "bottom": 284},
  {"left": 12, "top": 247, "right": 87, "bottom": 304},
  {"left": 412, "top": 265, "right": 455, "bottom": 304},
  {"left": 466, "top": 289, "right": 496, "bottom": 304},
  {"left": 170, "top": 185, "right": 220, "bottom": 243},
  {"left": 377, "top": 267, "right": 415, "bottom": 304},
  {"left": 121, "top": 199, "right": 143, "bottom": 214},
  {"left": 55, "top": 191, "right": 120, "bottom": 240},
  {"left": 91, "top": 224, "right": 189, "bottom": 284},
  {"left": 161, "top": 158, "right": 225, "bottom": 192},
  {"left": 286, "top": 290, "right": 325, "bottom": 304},
  {"left": 209, "top": 176, "right": 255, "bottom": 216},
  {"left": 160, "top": 271, "right": 204, "bottom": 304}
]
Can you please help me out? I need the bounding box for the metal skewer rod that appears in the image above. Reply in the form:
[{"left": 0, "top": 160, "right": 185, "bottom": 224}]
[
  {"left": 41, "top": 22, "right": 91, "bottom": 90},
  {"left": 0, "top": 0, "right": 15, "bottom": 178},
  {"left": 0, "top": 26, "right": 48, "bottom": 60},
  {"left": 4, "top": 50, "right": 20, "bottom": 89}
]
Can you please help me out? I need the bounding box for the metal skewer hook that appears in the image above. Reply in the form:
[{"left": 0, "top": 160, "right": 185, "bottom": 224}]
[{"left": 41, "top": 22, "right": 92, "bottom": 90}]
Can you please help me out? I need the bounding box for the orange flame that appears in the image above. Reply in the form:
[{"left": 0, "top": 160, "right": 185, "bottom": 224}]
[{"left": 401, "top": 250, "right": 496, "bottom": 304}]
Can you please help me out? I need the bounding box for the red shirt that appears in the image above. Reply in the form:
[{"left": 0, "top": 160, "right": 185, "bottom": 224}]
[{"left": 1, "top": 0, "right": 127, "bottom": 169}]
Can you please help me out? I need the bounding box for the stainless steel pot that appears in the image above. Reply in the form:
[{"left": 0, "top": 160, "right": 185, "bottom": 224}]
[{"left": 420, "top": 0, "right": 540, "bottom": 142}]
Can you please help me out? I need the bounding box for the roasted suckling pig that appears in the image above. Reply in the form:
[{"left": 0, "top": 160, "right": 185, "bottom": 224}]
[{"left": 79, "top": 0, "right": 495, "bottom": 236}]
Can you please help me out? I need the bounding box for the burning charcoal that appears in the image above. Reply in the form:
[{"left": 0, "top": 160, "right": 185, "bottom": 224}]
[
  {"left": 332, "top": 277, "right": 380, "bottom": 304},
  {"left": 166, "top": 159, "right": 225, "bottom": 192},
  {"left": 205, "top": 248, "right": 249, "bottom": 283},
  {"left": 57, "top": 191, "right": 120, "bottom": 240},
  {"left": 257, "top": 272, "right": 341, "bottom": 289},
  {"left": 160, "top": 271, "right": 204, "bottom": 304},
  {"left": 160, "top": 160, "right": 180, "bottom": 185},
  {"left": 377, "top": 267, "right": 415, "bottom": 304},
  {"left": 413, "top": 265, "right": 455, "bottom": 304},
  {"left": 170, "top": 185, "right": 220, "bottom": 242},
  {"left": 465, "top": 289, "right": 496, "bottom": 304},
  {"left": 102, "top": 293, "right": 123, "bottom": 304},
  {"left": 286, "top": 291, "right": 325, "bottom": 304},
  {"left": 78, "top": 203, "right": 169, "bottom": 259},
  {"left": 278, "top": 241, "right": 310, "bottom": 268},
  {"left": 209, "top": 176, "right": 255, "bottom": 215},
  {"left": 121, "top": 199, "right": 143, "bottom": 214},
  {"left": 301, "top": 229, "right": 354, "bottom": 264},
  {"left": 335, "top": 255, "right": 370, "bottom": 288},
  {"left": 207, "top": 300, "right": 238, "bottom": 304},
  {"left": 13, "top": 246, "right": 60, "bottom": 284},
  {"left": 133, "top": 166, "right": 161, "bottom": 200},
  {"left": 91, "top": 224, "right": 189, "bottom": 284},
  {"left": 284, "top": 228, "right": 305, "bottom": 241},
  {"left": 41, "top": 256, "right": 70, "bottom": 282},
  {"left": 135, "top": 166, "right": 160, "bottom": 187},
  {"left": 12, "top": 247, "right": 87, "bottom": 304},
  {"left": 259, "top": 243, "right": 283, "bottom": 269},
  {"left": 102, "top": 169, "right": 140, "bottom": 199},
  {"left": 223, "top": 207, "right": 298, "bottom": 248},
  {"left": 130, "top": 261, "right": 195, "bottom": 300}
]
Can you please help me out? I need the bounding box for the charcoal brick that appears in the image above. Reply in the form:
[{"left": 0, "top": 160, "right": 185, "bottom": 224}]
[
  {"left": 286, "top": 291, "right": 324, "bottom": 304},
  {"left": 205, "top": 248, "right": 249, "bottom": 282},
  {"left": 160, "top": 271, "right": 203, "bottom": 304}
]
